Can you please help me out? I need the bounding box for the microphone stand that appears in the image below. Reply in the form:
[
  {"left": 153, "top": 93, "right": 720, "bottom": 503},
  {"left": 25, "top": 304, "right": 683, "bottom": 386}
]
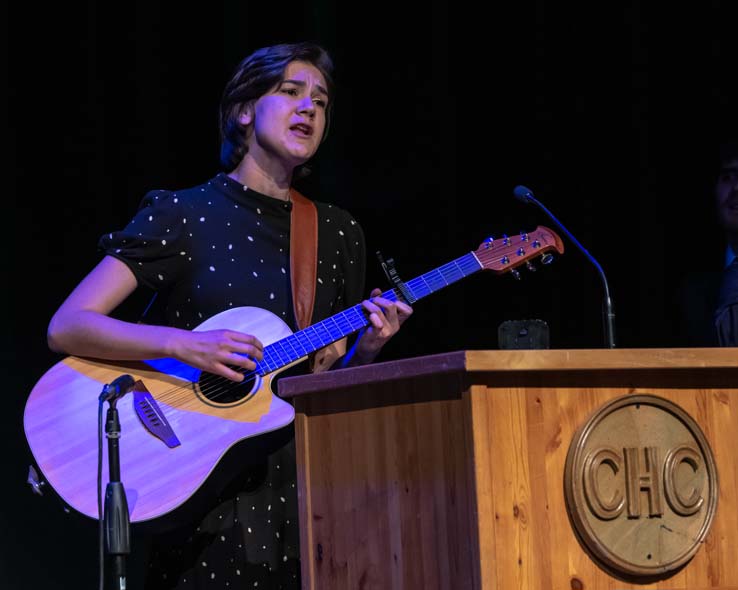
[
  {"left": 515, "top": 186, "right": 616, "bottom": 348},
  {"left": 100, "top": 378, "right": 134, "bottom": 590}
]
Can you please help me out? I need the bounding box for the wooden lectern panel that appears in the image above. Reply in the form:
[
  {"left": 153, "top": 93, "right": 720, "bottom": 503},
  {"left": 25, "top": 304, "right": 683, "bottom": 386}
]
[
  {"left": 279, "top": 349, "right": 738, "bottom": 590},
  {"left": 292, "top": 372, "right": 477, "bottom": 589}
]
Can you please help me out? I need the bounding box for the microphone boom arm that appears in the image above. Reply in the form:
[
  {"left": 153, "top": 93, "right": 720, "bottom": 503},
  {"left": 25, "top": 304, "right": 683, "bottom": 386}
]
[{"left": 514, "top": 186, "right": 616, "bottom": 348}]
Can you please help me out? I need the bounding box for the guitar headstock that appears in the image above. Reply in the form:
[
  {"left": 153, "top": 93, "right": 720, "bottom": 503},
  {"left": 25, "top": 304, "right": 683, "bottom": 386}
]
[{"left": 474, "top": 226, "right": 565, "bottom": 275}]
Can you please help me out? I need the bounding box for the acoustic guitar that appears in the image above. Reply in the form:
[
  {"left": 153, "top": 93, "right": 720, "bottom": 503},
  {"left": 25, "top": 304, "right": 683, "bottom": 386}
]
[{"left": 24, "top": 226, "right": 563, "bottom": 524}]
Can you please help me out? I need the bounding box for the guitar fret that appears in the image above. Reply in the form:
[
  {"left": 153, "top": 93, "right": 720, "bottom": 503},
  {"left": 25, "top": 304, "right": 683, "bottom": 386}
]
[
  {"left": 429, "top": 269, "right": 448, "bottom": 289},
  {"left": 258, "top": 351, "right": 269, "bottom": 374},
  {"left": 440, "top": 261, "right": 462, "bottom": 283},
  {"left": 307, "top": 324, "right": 322, "bottom": 344},
  {"left": 334, "top": 313, "right": 352, "bottom": 335},
  {"left": 285, "top": 335, "right": 306, "bottom": 359},
  {"left": 328, "top": 316, "right": 344, "bottom": 340},
  {"left": 256, "top": 249, "right": 489, "bottom": 376},
  {"left": 414, "top": 275, "right": 433, "bottom": 297},
  {"left": 270, "top": 347, "right": 283, "bottom": 370},
  {"left": 258, "top": 349, "right": 274, "bottom": 374},
  {"left": 436, "top": 267, "right": 448, "bottom": 287},
  {"left": 274, "top": 340, "right": 294, "bottom": 364},
  {"left": 314, "top": 322, "right": 333, "bottom": 345},
  {"left": 305, "top": 325, "right": 324, "bottom": 348},
  {"left": 293, "top": 331, "right": 313, "bottom": 356},
  {"left": 459, "top": 256, "right": 481, "bottom": 274},
  {"left": 414, "top": 253, "right": 482, "bottom": 297},
  {"left": 349, "top": 306, "right": 368, "bottom": 329},
  {"left": 266, "top": 346, "right": 282, "bottom": 370}
]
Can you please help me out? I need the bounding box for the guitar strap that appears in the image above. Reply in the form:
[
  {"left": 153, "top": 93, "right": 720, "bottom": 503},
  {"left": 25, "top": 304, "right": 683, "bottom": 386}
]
[
  {"left": 288, "top": 187, "right": 317, "bottom": 331},
  {"left": 142, "top": 189, "right": 339, "bottom": 370},
  {"left": 139, "top": 190, "right": 319, "bottom": 332},
  {"left": 289, "top": 188, "right": 345, "bottom": 372}
]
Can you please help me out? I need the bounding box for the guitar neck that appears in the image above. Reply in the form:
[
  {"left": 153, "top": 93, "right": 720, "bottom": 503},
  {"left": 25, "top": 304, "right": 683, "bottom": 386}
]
[{"left": 257, "top": 251, "right": 483, "bottom": 374}]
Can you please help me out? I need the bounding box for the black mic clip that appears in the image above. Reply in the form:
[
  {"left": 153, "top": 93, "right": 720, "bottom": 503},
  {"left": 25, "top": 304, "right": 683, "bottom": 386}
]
[
  {"left": 376, "top": 251, "right": 416, "bottom": 304},
  {"left": 99, "top": 374, "right": 136, "bottom": 405}
]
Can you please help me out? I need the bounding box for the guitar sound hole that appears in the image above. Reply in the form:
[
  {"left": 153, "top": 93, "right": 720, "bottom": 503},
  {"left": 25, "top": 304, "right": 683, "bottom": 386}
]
[{"left": 198, "top": 369, "right": 258, "bottom": 404}]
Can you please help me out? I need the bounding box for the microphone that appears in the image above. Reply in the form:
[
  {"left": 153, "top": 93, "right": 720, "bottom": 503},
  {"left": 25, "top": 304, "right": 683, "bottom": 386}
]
[
  {"left": 513, "top": 185, "right": 616, "bottom": 348},
  {"left": 99, "top": 374, "right": 136, "bottom": 403},
  {"left": 97, "top": 373, "right": 135, "bottom": 590}
]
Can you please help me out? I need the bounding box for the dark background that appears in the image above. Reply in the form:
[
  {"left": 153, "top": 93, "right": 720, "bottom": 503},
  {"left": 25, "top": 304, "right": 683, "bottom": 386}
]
[{"left": 6, "top": 1, "right": 738, "bottom": 588}]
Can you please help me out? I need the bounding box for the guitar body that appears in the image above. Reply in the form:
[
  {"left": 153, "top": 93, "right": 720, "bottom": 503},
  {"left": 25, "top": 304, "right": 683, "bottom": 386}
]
[{"left": 24, "top": 307, "right": 300, "bottom": 525}]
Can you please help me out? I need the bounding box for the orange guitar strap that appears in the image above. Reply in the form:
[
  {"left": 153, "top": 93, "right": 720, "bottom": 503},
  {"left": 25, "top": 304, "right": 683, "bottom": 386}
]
[
  {"left": 289, "top": 188, "right": 345, "bottom": 372},
  {"left": 288, "top": 188, "right": 318, "bottom": 331}
]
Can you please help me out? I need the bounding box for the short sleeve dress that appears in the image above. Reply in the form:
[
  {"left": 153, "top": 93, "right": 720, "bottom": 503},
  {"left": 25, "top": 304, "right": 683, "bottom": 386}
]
[{"left": 99, "top": 172, "right": 366, "bottom": 589}]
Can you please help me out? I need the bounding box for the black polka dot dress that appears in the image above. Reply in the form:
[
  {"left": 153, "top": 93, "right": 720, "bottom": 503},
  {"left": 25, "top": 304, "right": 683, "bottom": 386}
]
[{"left": 99, "top": 172, "right": 366, "bottom": 589}]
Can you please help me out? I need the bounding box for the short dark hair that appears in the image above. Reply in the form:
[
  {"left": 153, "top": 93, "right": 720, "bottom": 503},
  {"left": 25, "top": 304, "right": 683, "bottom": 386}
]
[{"left": 219, "top": 42, "right": 335, "bottom": 172}]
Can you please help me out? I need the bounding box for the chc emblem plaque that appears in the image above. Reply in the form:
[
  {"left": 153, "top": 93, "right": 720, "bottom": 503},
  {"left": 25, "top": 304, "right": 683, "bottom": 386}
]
[{"left": 564, "top": 394, "right": 718, "bottom": 578}]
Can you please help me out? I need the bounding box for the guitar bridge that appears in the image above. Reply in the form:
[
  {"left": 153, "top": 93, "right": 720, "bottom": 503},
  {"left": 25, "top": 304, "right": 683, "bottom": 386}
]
[{"left": 133, "top": 381, "right": 181, "bottom": 448}]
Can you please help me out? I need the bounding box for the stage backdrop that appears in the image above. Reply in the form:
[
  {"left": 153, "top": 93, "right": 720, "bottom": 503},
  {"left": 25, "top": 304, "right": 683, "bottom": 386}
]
[{"left": 7, "top": 1, "right": 738, "bottom": 588}]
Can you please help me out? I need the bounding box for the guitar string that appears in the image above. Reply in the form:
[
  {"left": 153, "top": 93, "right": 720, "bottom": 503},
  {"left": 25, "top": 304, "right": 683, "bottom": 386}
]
[
  {"left": 149, "top": 252, "right": 488, "bottom": 405},
  {"left": 154, "top": 268, "right": 449, "bottom": 405},
  {"left": 148, "top": 298, "right": 379, "bottom": 406},
  {"left": 144, "top": 244, "right": 523, "bottom": 406},
  {"left": 154, "top": 295, "right": 380, "bottom": 405},
  {"left": 159, "top": 302, "right": 372, "bottom": 404},
  {"left": 154, "top": 277, "right": 421, "bottom": 405},
  {"left": 152, "top": 312, "right": 365, "bottom": 406}
]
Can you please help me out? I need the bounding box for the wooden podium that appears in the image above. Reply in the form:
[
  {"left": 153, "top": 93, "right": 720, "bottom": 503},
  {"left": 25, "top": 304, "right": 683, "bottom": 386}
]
[{"left": 278, "top": 349, "right": 738, "bottom": 590}]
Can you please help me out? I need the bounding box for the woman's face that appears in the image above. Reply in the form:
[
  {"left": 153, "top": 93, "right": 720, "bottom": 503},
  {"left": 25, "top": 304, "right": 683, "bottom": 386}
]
[{"left": 242, "top": 60, "right": 329, "bottom": 171}]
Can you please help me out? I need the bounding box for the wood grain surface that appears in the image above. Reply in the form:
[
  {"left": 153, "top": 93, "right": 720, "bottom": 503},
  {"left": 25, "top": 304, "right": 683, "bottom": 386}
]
[{"left": 281, "top": 349, "right": 738, "bottom": 590}]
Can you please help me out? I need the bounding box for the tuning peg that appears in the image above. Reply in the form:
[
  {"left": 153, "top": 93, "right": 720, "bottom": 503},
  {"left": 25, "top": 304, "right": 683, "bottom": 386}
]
[
  {"left": 502, "top": 234, "right": 511, "bottom": 246},
  {"left": 526, "top": 261, "right": 536, "bottom": 272},
  {"left": 510, "top": 269, "right": 521, "bottom": 280},
  {"left": 540, "top": 253, "right": 554, "bottom": 265},
  {"left": 483, "top": 236, "right": 494, "bottom": 249},
  {"left": 520, "top": 231, "right": 529, "bottom": 242}
]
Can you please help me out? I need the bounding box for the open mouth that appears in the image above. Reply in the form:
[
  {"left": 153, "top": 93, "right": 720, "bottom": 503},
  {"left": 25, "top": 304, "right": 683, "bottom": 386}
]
[{"left": 290, "top": 124, "right": 313, "bottom": 137}]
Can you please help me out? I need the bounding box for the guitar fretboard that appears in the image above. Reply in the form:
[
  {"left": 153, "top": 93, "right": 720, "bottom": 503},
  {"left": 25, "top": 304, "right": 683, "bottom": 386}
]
[{"left": 256, "top": 251, "right": 483, "bottom": 374}]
